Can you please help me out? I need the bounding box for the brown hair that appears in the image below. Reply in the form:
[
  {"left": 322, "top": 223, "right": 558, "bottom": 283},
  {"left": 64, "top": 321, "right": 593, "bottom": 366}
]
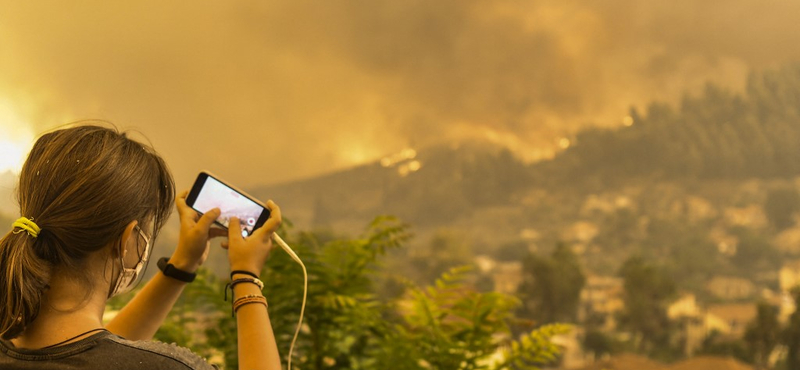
[{"left": 0, "top": 123, "right": 175, "bottom": 339}]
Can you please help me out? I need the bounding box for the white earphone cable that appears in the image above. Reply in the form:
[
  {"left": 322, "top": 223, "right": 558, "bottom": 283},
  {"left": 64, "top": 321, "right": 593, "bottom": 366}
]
[{"left": 272, "top": 233, "right": 307, "bottom": 370}]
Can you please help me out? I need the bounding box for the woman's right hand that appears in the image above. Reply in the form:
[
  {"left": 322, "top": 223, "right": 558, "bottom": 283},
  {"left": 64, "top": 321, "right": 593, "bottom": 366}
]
[{"left": 223, "top": 200, "right": 282, "bottom": 276}]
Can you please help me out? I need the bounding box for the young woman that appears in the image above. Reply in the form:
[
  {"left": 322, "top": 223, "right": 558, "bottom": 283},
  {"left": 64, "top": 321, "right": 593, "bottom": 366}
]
[{"left": 0, "top": 124, "right": 282, "bottom": 369}]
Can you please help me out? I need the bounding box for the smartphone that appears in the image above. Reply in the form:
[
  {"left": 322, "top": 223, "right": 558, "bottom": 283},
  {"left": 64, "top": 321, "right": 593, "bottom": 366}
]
[{"left": 186, "top": 171, "right": 271, "bottom": 237}]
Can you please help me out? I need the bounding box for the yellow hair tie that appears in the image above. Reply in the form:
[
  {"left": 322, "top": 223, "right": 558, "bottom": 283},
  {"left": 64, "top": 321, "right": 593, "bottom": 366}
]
[{"left": 12, "top": 217, "right": 41, "bottom": 238}]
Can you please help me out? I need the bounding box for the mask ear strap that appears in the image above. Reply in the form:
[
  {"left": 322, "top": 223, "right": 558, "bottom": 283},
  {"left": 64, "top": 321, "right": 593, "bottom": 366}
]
[{"left": 106, "top": 239, "right": 125, "bottom": 299}]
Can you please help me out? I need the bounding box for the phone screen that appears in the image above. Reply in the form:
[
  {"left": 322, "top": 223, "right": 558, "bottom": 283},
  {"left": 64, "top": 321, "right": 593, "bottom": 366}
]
[{"left": 191, "top": 176, "right": 266, "bottom": 236}]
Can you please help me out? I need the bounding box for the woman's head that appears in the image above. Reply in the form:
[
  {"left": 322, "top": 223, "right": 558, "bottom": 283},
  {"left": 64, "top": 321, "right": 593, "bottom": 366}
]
[{"left": 0, "top": 123, "right": 175, "bottom": 339}]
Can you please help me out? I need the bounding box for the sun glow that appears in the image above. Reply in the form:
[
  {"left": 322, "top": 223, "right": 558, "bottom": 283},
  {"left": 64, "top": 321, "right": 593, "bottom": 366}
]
[{"left": 0, "top": 100, "right": 35, "bottom": 174}]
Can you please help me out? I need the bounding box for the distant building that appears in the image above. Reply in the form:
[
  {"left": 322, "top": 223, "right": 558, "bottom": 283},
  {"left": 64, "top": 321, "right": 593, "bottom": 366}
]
[
  {"left": 723, "top": 205, "right": 768, "bottom": 229},
  {"left": 550, "top": 328, "right": 589, "bottom": 369},
  {"left": 668, "top": 293, "right": 701, "bottom": 320},
  {"left": 775, "top": 227, "right": 800, "bottom": 254},
  {"left": 474, "top": 255, "right": 496, "bottom": 274},
  {"left": 580, "top": 194, "right": 617, "bottom": 215},
  {"left": 684, "top": 196, "right": 718, "bottom": 222},
  {"left": 667, "top": 294, "right": 704, "bottom": 355},
  {"left": 779, "top": 260, "right": 800, "bottom": 293},
  {"left": 563, "top": 221, "right": 600, "bottom": 244},
  {"left": 705, "top": 276, "right": 756, "bottom": 301},
  {"left": 579, "top": 275, "right": 625, "bottom": 332}
]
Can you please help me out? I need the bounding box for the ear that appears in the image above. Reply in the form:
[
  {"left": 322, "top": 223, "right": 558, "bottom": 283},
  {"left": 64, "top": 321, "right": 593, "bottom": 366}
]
[{"left": 117, "top": 220, "right": 139, "bottom": 258}]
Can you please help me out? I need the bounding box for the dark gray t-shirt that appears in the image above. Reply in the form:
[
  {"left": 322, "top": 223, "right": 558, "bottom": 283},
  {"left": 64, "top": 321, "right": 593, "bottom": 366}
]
[{"left": 0, "top": 331, "right": 218, "bottom": 369}]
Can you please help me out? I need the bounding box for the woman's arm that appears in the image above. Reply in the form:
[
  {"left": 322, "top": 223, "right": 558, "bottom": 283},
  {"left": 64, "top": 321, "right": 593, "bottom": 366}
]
[
  {"left": 226, "top": 206, "right": 283, "bottom": 370},
  {"left": 107, "top": 190, "right": 223, "bottom": 340},
  {"left": 232, "top": 272, "right": 281, "bottom": 370}
]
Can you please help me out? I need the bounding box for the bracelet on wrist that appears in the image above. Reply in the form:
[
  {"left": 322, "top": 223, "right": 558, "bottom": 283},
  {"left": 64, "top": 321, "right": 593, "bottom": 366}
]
[
  {"left": 231, "top": 277, "right": 265, "bottom": 290},
  {"left": 157, "top": 257, "right": 197, "bottom": 283},
  {"left": 230, "top": 270, "right": 259, "bottom": 279},
  {"left": 223, "top": 277, "right": 265, "bottom": 302},
  {"left": 232, "top": 294, "right": 268, "bottom": 316}
]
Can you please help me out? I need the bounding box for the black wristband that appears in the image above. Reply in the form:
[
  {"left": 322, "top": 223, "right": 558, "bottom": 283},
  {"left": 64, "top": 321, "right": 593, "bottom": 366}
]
[
  {"left": 230, "top": 270, "right": 259, "bottom": 279},
  {"left": 157, "top": 257, "right": 196, "bottom": 283}
]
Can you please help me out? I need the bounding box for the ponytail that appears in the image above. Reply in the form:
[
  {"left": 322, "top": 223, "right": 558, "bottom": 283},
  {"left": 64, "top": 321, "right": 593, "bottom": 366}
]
[{"left": 0, "top": 230, "right": 52, "bottom": 339}]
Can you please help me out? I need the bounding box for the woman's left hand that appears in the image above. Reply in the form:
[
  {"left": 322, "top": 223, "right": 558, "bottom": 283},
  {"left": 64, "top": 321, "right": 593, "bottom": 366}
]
[{"left": 170, "top": 190, "right": 227, "bottom": 272}]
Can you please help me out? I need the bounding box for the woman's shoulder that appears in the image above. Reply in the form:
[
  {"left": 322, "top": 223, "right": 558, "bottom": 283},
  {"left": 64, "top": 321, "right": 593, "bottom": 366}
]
[
  {"left": 0, "top": 331, "right": 219, "bottom": 370},
  {"left": 100, "top": 332, "right": 220, "bottom": 370}
]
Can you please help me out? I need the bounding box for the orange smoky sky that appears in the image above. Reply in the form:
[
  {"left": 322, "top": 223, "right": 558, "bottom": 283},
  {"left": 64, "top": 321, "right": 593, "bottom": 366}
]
[{"left": 1, "top": 1, "right": 799, "bottom": 188}]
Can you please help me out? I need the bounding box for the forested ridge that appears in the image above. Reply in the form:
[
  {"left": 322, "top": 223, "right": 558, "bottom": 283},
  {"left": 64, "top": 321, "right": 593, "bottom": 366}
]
[{"left": 540, "top": 64, "right": 800, "bottom": 184}]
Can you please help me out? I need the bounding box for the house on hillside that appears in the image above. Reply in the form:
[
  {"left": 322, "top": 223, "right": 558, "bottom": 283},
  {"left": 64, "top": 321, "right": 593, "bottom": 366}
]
[
  {"left": 705, "top": 276, "right": 756, "bottom": 301},
  {"left": 562, "top": 221, "right": 599, "bottom": 244},
  {"left": 668, "top": 293, "right": 701, "bottom": 320},
  {"left": 579, "top": 275, "right": 625, "bottom": 332},
  {"left": 580, "top": 193, "right": 636, "bottom": 216},
  {"left": 723, "top": 205, "right": 767, "bottom": 229},
  {"left": 473, "top": 255, "right": 524, "bottom": 295},
  {"left": 474, "top": 255, "right": 496, "bottom": 274},
  {"left": 684, "top": 196, "right": 717, "bottom": 222},
  {"left": 550, "top": 328, "right": 589, "bottom": 369},
  {"left": 581, "top": 194, "right": 616, "bottom": 215},
  {"left": 774, "top": 226, "right": 800, "bottom": 254},
  {"left": 667, "top": 294, "right": 705, "bottom": 355},
  {"left": 779, "top": 260, "right": 800, "bottom": 293}
]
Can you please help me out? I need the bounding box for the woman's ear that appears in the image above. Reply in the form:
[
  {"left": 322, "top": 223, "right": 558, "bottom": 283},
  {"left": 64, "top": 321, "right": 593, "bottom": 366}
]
[{"left": 117, "top": 220, "right": 139, "bottom": 258}]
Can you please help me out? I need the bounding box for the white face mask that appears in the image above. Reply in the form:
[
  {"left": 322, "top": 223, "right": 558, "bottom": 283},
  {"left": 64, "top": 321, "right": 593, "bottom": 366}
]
[{"left": 109, "top": 225, "right": 151, "bottom": 298}]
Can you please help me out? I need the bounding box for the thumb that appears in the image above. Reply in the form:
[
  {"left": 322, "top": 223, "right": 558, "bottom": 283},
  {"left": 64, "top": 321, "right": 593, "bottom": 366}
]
[
  {"left": 228, "top": 217, "right": 244, "bottom": 243},
  {"left": 197, "top": 208, "right": 221, "bottom": 230}
]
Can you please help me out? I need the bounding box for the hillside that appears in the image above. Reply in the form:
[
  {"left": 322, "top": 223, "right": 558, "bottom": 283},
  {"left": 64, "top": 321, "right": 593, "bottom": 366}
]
[
  {"left": 250, "top": 141, "right": 530, "bottom": 235},
  {"left": 255, "top": 64, "right": 800, "bottom": 234},
  {"left": 535, "top": 64, "right": 800, "bottom": 188},
  {"left": 246, "top": 64, "right": 800, "bottom": 295}
]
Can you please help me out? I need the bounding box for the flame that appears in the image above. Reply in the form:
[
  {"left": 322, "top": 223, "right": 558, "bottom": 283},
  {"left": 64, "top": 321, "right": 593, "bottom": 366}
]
[
  {"left": 442, "top": 122, "right": 567, "bottom": 163},
  {"left": 381, "top": 147, "right": 417, "bottom": 168},
  {"left": 622, "top": 116, "right": 634, "bottom": 127}
]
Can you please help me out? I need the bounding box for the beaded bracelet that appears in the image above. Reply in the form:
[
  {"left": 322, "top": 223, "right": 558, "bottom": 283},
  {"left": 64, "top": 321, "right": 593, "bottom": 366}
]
[
  {"left": 231, "top": 277, "right": 265, "bottom": 290},
  {"left": 233, "top": 294, "right": 268, "bottom": 316},
  {"left": 224, "top": 278, "right": 265, "bottom": 302}
]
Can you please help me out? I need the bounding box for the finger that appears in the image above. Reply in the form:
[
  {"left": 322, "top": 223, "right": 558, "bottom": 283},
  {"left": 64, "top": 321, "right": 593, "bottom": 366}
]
[
  {"left": 220, "top": 241, "right": 229, "bottom": 250},
  {"left": 263, "top": 200, "right": 282, "bottom": 233},
  {"left": 175, "top": 190, "right": 196, "bottom": 219},
  {"left": 197, "top": 208, "right": 221, "bottom": 231},
  {"left": 228, "top": 217, "right": 244, "bottom": 243},
  {"left": 251, "top": 201, "right": 282, "bottom": 240},
  {"left": 208, "top": 227, "right": 227, "bottom": 239}
]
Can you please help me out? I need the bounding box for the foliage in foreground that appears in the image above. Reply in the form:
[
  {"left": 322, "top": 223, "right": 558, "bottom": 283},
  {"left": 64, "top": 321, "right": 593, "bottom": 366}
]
[{"left": 110, "top": 217, "right": 568, "bottom": 369}]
